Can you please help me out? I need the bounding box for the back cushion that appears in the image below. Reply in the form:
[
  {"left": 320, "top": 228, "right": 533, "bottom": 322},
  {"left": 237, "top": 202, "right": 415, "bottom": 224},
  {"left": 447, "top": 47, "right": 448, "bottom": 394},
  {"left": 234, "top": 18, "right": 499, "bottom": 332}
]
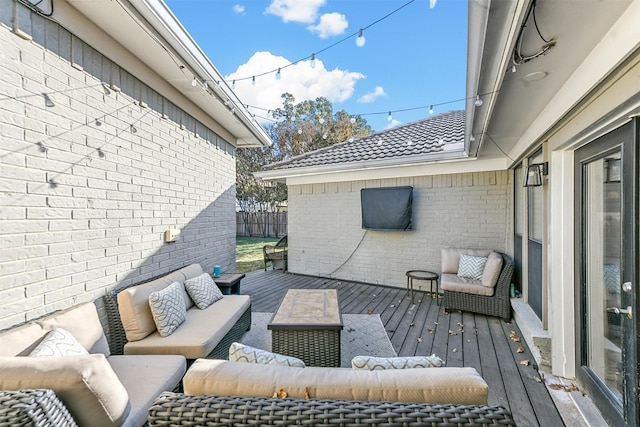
[
  {"left": 481, "top": 252, "right": 504, "bottom": 288},
  {"left": 117, "top": 270, "right": 186, "bottom": 342},
  {"left": 0, "top": 354, "right": 131, "bottom": 427},
  {"left": 37, "top": 302, "right": 111, "bottom": 356},
  {"left": 441, "top": 248, "right": 493, "bottom": 274},
  {"left": 0, "top": 322, "right": 47, "bottom": 356}
]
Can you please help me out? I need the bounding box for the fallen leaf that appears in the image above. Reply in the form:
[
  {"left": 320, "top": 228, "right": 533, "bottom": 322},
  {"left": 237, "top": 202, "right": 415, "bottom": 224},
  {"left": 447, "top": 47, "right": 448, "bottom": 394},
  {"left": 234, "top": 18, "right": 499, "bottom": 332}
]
[
  {"left": 534, "top": 376, "right": 542, "bottom": 383},
  {"left": 520, "top": 360, "right": 530, "bottom": 366},
  {"left": 516, "top": 346, "right": 525, "bottom": 353},
  {"left": 448, "top": 330, "right": 457, "bottom": 336},
  {"left": 304, "top": 386, "right": 310, "bottom": 399},
  {"left": 279, "top": 389, "right": 288, "bottom": 398},
  {"left": 452, "top": 348, "right": 458, "bottom": 353},
  {"left": 459, "top": 328, "right": 465, "bottom": 333},
  {"left": 548, "top": 383, "right": 564, "bottom": 390},
  {"left": 390, "top": 305, "right": 395, "bottom": 308},
  {"left": 509, "top": 331, "right": 521, "bottom": 342},
  {"left": 367, "top": 309, "right": 372, "bottom": 315},
  {"left": 417, "top": 337, "right": 423, "bottom": 343},
  {"left": 434, "top": 322, "right": 438, "bottom": 325},
  {"left": 457, "top": 322, "right": 464, "bottom": 327},
  {"left": 427, "top": 328, "right": 434, "bottom": 334},
  {"left": 409, "top": 322, "right": 415, "bottom": 327}
]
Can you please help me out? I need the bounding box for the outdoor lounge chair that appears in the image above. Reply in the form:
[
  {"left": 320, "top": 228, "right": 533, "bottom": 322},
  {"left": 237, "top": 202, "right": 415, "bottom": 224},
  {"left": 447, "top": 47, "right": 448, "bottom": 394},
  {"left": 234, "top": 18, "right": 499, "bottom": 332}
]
[
  {"left": 263, "top": 235, "right": 287, "bottom": 271},
  {"left": 441, "top": 249, "right": 515, "bottom": 321}
]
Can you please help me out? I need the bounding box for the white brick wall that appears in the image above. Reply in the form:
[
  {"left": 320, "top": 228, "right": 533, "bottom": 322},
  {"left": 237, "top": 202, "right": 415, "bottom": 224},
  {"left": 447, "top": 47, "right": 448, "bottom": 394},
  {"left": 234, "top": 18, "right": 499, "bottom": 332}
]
[
  {"left": 288, "top": 172, "right": 513, "bottom": 290},
  {"left": 0, "top": 5, "right": 237, "bottom": 330}
]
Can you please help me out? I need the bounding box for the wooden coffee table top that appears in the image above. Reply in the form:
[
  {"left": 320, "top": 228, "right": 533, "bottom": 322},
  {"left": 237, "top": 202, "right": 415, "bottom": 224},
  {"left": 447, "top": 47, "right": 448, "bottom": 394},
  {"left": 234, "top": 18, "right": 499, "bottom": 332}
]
[{"left": 268, "top": 289, "right": 342, "bottom": 330}]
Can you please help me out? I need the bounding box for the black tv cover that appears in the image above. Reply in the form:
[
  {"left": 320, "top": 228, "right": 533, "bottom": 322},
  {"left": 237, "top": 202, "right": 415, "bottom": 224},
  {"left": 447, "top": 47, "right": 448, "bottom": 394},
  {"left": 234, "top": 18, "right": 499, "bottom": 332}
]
[{"left": 361, "top": 186, "right": 413, "bottom": 230}]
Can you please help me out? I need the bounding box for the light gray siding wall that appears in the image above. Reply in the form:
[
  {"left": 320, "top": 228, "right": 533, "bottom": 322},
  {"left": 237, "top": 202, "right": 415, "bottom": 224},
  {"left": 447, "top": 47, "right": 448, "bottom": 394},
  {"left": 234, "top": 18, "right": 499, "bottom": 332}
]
[
  {"left": 0, "top": 2, "right": 236, "bottom": 330},
  {"left": 288, "top": 172, "right": 513, "bottom": 290}
]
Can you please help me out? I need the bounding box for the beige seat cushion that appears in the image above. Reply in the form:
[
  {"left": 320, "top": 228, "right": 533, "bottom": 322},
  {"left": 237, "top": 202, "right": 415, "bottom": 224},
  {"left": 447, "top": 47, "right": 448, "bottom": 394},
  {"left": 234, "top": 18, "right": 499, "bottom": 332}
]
[
  {"left": 0, "top": 354, "right": 130, "bottom": 427},
  {"left": 0, "top": 322, "right": 47, "bottom": 356},
  {"left": 184, "top": 359, "right": 488, "bottom": 405},
  {"left": 117, "top": 264, "right": 204, "bottom": 342},
  {"left": 440, "top": 274, "right": 495, "bottom": 296},
  {"left": 124, "top": 295, "right": 250, "bottom": 359},
  {"left": 108, "top": 354, "right": 186, "bottom": 427},
  {"left": 441, "top": 249, "right": 493, "bottom": 274}
]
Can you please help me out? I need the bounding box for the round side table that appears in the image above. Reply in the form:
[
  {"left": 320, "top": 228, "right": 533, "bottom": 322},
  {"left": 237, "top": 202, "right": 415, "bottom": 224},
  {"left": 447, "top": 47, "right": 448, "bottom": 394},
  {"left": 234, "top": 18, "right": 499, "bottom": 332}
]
[{"left": 405, "top": 270, "right": 440, "bottom": 304}]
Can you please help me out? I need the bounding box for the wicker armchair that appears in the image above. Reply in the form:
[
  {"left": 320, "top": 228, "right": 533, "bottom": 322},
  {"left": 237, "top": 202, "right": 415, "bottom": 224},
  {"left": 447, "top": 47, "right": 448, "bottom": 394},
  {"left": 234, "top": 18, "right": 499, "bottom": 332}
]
[
  {"left": 263, "top": 235, "right": 288, "bottom": 271},
  {"left": 0, "top": 389, "right": 77, "bottom": 427},
  {"left": 148, "top": 392, "right": 516, "bottom": 426},
  {"left": 442, "top": 252, "right": 515, "bottom": 322}
]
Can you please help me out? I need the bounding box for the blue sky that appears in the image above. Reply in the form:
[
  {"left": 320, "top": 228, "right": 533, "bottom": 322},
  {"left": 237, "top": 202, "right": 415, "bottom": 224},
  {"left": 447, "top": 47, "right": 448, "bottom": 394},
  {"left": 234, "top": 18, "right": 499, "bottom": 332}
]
[{"left": 165, "top": 0, "right": 468, "bottom": 132}]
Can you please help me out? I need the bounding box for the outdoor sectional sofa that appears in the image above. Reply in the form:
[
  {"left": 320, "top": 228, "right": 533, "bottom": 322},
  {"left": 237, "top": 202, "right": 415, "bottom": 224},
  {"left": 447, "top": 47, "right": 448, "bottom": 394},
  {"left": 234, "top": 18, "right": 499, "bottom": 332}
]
[
  {"left": 0, "top": 302, "right": 186, "bottom": 427},
  {"left": 104, "top": 263, "right": 251, "bottom": 360},
  {"left": 147, "top": 358, "right": 516, "bottom": 426}
]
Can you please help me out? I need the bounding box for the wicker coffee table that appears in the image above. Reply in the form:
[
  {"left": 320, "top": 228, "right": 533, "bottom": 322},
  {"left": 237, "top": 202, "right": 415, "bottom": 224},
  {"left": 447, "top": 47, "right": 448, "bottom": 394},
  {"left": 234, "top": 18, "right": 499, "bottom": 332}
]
[{"left": 268, "top": 289, "right": 343, "bottom": 367}]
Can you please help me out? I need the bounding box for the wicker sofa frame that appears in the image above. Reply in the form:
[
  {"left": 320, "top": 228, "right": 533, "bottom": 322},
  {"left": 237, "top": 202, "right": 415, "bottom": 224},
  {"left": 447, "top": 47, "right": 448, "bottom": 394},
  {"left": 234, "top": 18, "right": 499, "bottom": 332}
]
[
  {"left": 442, "top": 252, "right": 515, "bottom": 322},
  {"left": 0, "top": 389, "right": 78, "bottom": 427},
  {"left": 148, "top": 392, "right": 516, "bottom": 426},
  {"left": 104, "top": 267, "right": 251, "bottom": 359}
]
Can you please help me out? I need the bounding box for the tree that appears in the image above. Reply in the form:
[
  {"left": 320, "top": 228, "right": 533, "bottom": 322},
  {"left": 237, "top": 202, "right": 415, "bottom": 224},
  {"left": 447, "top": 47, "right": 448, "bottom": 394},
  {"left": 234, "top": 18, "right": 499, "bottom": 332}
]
[{"left": 236, "top": 93, "right": 372, "bottom": 213}]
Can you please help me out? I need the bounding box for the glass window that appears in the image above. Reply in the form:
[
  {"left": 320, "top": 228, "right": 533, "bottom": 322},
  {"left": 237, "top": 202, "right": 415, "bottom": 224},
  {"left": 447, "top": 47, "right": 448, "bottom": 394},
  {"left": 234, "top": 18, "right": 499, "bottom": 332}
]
[{"left": 515, "top": 166, "right": 524, "bottom": 235}]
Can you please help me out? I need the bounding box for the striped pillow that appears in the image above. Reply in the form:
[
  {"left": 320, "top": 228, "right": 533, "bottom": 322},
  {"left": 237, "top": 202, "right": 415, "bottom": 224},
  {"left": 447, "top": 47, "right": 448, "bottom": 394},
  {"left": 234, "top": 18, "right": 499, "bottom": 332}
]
[
  {"left": 149, "top": 282, "right": 186, "bottom": 337},
  {"left": 351, "top": 355, "right": 444, "bottom": 370},
  {"left": 29, "top": 328, "right": 89, "bottom": 357},
  {"left": 229, "top": 342, "right": 306, "bottom": 368},
  {"left": 457, "top": 254, "right": 487, "bottom": 280}
]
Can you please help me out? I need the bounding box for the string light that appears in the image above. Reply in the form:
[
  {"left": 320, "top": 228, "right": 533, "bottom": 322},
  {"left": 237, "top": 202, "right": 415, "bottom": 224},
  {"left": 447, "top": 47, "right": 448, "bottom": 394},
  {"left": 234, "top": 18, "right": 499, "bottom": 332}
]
[
  {"left": 474, "top": 95, "right": 483, "bottom": 107},
  {"left": 387, "top": 112, "right": 392, "bottom": 121},
  {"left": 350, "top": 117, "right": 356, "bottom": 124},
  {"left": 191, "top": 77, "right": 197, "bottom": 87},
  {"left": 203, "top": 80, "right": 209, "bottom": 90},
  {"left": 356, "top": 29, "right": 365, "bottom": 47},
  {"left": 252, "top": 76, "right": 256, "bottom": 86},
  {"left": 429, "top": 105, "right": 434, "bottom": 114},
  {"left": 310, "top": 53, "right": 316, "bottom": 69},
  {"left": 275, "top": 68, "right": 281, "bottom": 80},
  {"left": 232, "top": 80, "right": 236, "bottom": 89}
]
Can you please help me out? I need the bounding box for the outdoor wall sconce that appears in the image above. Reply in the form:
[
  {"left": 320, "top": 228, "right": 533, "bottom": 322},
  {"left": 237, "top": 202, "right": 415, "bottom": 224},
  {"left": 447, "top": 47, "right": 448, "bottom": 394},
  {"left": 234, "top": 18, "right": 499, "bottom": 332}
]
[
  {"left": 522, "top": 162, "right": 548, "bottom": 187},
  {"left": 604, "top": 158, "right": 621, "bottom": 183}
]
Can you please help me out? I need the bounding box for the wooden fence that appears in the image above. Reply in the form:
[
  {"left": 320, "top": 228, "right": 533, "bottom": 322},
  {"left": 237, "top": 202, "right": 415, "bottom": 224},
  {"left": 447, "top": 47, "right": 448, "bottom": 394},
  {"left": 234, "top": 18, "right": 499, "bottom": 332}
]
[{"left": 236, "top": 212, "right": 288, "bottom": 237}]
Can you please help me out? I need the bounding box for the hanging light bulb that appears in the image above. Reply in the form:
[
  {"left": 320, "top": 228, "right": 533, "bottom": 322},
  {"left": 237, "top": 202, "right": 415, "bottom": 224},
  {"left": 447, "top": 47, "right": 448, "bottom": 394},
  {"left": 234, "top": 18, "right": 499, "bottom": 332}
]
[
  {"left": 430, "top": 0, "right": 437, "bottom": 9},
  {"left": 252, "top": 76, "right": 256, "bottom": 86},
  {"left": 474, "top": 95, "right": 483, "bottom": 107},
  {"left": 297, "top": 129, "right": 303, "bottom": 135},
  {"left": 276, "top": 68, "right": 281, "bottom": 80},
  {"left": 512, "top": 64, "right": 517, "bottom": 73},
  {"left": 319, "top": 117, "right": 325, "bottom": 124},
  {"left": 322, "top": 133, "right": 327, "bottom": 139},
  {"left": 232, "top": 80, "right": 236, "bottom": 89},
  {"left": 350, "top": 117, "right": 356, "bottom": 124},
  {"left": 386, "top": 111, "right": 392, "bottom": 122},
  {"left": 470, "top": 135, "right": 476, "bottom": 142},
  {"left": 203, "top": 80, "right": 209, "bottom": 90},
  {"left": 191, "top": 77, "right": 197, "bottom": 87},
  {"left": 356, "top": 29, "right": 366, "bottom": 47},
  {"left": 349, "top": 136, "right": 354, "bottom": 142},
  {"left": 429, "top": 105, "right": 434, "bottom": 114},
  {"left": 310, "top": 53, "right": 316, "bottom": 69},
  {"left": 230, "top": 106, "right": 236, "bottom": 115}
]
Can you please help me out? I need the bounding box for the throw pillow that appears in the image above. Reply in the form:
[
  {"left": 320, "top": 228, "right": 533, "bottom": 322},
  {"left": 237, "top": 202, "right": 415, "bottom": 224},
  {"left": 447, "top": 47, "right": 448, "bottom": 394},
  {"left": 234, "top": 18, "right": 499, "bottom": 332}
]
[
  {"left": 351, "top": 354, "right": 445, "bottom": 370},
  {"left": 29, "top": 328, "right": 89, "bottom": 357},
  {"left": 457, "top": 254, "right": 488, "bottom": 280},
  {"left": 229, "top": 342, "right": 306, "bottom": 368},
  {"left": 149, "top": 282, "right": 186, "bottom": 337},
  {"left": 184, "top": 273, "right": 224, "bottom": 309}
]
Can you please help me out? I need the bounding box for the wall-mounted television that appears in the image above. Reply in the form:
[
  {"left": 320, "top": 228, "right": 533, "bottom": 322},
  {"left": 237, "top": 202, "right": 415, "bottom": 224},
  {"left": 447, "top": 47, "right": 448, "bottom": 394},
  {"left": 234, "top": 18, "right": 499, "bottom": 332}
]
[{"left": 361, "top": 186, "right": 413, "bottom": 231}]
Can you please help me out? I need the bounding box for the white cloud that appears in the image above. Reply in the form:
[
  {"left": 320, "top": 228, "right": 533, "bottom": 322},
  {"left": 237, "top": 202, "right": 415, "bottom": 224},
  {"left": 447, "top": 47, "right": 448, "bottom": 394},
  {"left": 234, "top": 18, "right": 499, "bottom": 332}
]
[
  {"left": 265, "top": 0, "right": 326, "bottom": 24},
  {"left": 385, "top": 119, "right": 402, "bottom": 129},
  {"left": 225, "top": 51, "right": 365, "bottom": 122},
  {"left": 307, "top": 12, "right": 348, "bottom": 38},
  {"left": 232, "top": 4, "right": 245, "bottom": 14},
  {"left": 358, "top": 86, "right": 386, "bottom": 103}
]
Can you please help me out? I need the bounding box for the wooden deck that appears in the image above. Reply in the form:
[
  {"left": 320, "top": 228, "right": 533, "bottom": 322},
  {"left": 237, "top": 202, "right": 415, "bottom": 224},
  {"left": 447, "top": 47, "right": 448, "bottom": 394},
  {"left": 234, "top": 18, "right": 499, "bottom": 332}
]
[{"left": 241, "top": 268, "right": 565, "bottom": 427}]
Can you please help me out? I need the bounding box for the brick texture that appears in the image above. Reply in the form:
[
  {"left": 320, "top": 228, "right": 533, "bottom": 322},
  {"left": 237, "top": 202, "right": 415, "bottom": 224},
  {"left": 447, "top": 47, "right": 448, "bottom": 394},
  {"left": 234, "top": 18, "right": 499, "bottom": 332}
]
[
  {"left": 0, "top": 2, "right": 237, "bottom": 330},
  {"left": 288, "top": 172, "right": 513, "bottom": 290}
]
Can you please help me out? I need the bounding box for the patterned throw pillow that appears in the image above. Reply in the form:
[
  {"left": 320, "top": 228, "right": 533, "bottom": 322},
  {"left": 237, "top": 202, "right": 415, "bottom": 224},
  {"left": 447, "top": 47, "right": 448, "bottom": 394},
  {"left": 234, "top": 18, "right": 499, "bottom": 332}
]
[
  {"left": 229, "top": 342, "right": 306, "bottom": 368},
  {"left": 29, "top": 328, "right": 89, "bottom": 357},
  {"left": 184, "top": 273, "right": 224, "bottom": 309},
  {"left": 149, "top": 282, "right": 187, "bottom": 337},
  {"left": 457, "top": 254, "right": 488, "bottom": 280},
  {"left": 351, "top": 354, "right": 444, "bottom": 370}
]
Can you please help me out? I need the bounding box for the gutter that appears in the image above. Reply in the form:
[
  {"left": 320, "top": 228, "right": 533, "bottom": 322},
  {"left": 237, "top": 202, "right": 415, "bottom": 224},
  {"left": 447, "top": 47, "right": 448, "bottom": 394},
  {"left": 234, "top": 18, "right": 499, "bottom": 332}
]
[{"left": 129, "top": 0, "right": 271, "bottom": 147}]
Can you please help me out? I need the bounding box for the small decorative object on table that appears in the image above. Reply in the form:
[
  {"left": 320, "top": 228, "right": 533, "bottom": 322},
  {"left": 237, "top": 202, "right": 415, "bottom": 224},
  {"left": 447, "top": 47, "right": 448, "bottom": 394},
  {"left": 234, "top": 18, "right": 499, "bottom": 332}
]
[{"left": 213, "top": 265, "right": 221, "bottom": 278}]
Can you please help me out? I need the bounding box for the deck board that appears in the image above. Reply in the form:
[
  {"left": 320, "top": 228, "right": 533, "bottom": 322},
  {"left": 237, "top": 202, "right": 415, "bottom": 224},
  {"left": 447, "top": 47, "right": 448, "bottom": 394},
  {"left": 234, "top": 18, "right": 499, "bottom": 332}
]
[{"left": 241, "top": 269, "right": 565, "bottom": 427}]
